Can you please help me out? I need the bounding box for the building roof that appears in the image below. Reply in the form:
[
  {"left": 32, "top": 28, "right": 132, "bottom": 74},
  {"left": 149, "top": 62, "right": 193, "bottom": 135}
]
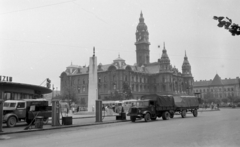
[
  {"left": 193, "top": 80, "right": 211, "bottom": 87},
  {"left": 193, "top": 74, "right": 240, "bottom": 87},
  {"left": 113, "top": 54, "right": 125, "bottom": 61},
  {"left": 63, "top": 56, "right": 185, "bottom": 76},
  {"left": 144, "top": 63, "right": 160, "bottom": 74},
  {"left": 222, "top": 78, "right": 240, "bottom": 85},
  {"left": 211, "top": 74, "right": 223, "bottom": 86}
]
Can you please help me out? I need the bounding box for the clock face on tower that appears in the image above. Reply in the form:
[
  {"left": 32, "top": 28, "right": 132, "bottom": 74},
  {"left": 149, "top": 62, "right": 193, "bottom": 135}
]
[{"left": 138, "top": 36, "right": 141, "bottom": 41}]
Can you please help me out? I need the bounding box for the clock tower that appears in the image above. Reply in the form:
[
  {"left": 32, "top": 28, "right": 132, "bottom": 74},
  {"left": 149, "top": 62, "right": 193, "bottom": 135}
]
[{"left": 135, "top": 11, "right": 150, "bottom": 67}]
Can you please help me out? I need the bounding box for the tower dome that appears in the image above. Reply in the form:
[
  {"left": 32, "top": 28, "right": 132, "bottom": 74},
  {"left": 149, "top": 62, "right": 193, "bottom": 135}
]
[
  {"left": 113, "top": 54, "right": 126, "bottom": 68},
  {"left": 182, "top": 51, "right": 192, "bottom": 75},
  {"left": 159, "top": 42, "right": 170, "bottom": 64},
  {"left": 159, "top": 43, "right": 171, "bottom": 71},
  {"left": 135, "top": 11, "right": 150, "bottom": 44}
]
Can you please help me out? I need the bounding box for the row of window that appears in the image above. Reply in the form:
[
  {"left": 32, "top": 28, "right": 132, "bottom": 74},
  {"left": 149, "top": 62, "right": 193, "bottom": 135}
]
[
  {"left": 195, "top": 87, "right": 234, "bottom": 93},
  {"left": 209, "top": 93, "right": 235, "bottom": 98},
  {"left": 67, "top": 73, "right": 190, "bottom": 87},
  {"left": 3, "top": 92, "right": 40, "bottom": 100},
  {"left": 73, "top": 80, "right": 191, "bottom": 94}
]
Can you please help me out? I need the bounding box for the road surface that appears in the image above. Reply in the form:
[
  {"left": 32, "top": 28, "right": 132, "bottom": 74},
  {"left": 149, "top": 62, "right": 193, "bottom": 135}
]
[{"left": 1, "top": 108, "right": 240, "bottom": 147}]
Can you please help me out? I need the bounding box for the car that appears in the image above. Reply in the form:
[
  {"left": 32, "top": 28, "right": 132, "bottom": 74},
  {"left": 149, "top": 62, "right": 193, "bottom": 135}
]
[{"left": 3, "top": 99, "right": 51, "bottom": 127}]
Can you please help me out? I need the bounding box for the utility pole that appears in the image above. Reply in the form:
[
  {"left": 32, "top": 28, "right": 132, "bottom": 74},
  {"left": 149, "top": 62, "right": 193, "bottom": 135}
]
[{"left": 52, "top": 84, "right": 55, "bottom": 99}]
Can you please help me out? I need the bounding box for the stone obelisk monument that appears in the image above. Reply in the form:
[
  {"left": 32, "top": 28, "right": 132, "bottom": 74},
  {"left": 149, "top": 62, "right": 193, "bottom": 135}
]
[{"left": 87, "top": 47, "right": 98, "bottom": 112}]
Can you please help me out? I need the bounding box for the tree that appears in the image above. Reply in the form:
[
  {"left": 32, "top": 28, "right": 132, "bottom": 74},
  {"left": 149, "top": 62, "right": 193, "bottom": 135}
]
[
  {"left": 233, "top": 97, "right": 240, "bottom": 103},
  {"left": 203, "top": 92, "right": 214, "bottom": 103},
  {"left": 213, "top": 16, "right": 240, "bottom": 36},
  {"left": 228, "top": 95, "right": 234, "bottom": 104},
  {"left": 62, "top": 86, "right": 78, "bottom": 106},
  {"left": 122, "top": 82, "right": 133, "bottom": 99},
  {"left": 109, "top": 91, "right": 122, "bottom": 100},
  {"left": 221, "top": 98, "right": 229, "bottom": 103},
  {"left": 52, "top": 94, "right": 64, "bottom": 100}
]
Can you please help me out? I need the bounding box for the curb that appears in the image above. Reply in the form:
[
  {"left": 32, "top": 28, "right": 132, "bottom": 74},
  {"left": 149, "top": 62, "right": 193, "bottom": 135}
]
[
  {"left": 66, "top": 114, "right": 118, "bottom": 120},
  {"left": 0, "top": 119, "right": 130, "bottom": 135}
]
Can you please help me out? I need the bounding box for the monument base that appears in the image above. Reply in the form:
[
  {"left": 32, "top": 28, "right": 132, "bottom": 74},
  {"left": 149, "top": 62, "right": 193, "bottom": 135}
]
[{"left": 74, "top": 111, "right": 95, "bottom": 116}]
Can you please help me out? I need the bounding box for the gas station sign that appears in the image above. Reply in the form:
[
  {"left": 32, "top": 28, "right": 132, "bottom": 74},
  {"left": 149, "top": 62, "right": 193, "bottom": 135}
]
[{"left": 0, "top": 76, "right": 12, "bottom": 82}]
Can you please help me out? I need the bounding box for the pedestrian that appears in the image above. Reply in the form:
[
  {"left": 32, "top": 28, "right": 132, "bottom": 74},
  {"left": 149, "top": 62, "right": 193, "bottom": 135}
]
[
  {"left": 211, "top": 102, "right": 214, "bottom": 110},
  {"left": 102, "top": 105, "right": 105, "bottom": 111},
  {"left": 77, "top": 106, "right": 79, "bottom": 112},
  {"left": 217, "top": 103, "right": 220, "bottom": 110},
  {"left": 72, "top": 106, "right": 75, "bottom": 114}
]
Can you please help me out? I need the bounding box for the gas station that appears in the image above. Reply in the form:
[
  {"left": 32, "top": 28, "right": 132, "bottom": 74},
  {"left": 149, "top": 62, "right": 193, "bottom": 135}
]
[
  {"left": 0, "top": 50, "right": 128, "bottom": 133},
  {"left": 0, "top": 77, "right": 52, "bottom": 132}
]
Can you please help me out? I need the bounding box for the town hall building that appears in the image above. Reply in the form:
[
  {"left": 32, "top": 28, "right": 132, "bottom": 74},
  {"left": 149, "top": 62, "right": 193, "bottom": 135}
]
[{"left": 60, "top": 12, "right": 194, "bottom": 107}]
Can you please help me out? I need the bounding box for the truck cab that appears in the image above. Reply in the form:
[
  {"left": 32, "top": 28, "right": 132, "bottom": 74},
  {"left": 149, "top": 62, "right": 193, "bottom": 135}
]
[
  {"left": 3, "top": 99, "right": 51, "bottom": 127},
  {"left": 127, "top": 100, "right": 157, "bottom": 122}
]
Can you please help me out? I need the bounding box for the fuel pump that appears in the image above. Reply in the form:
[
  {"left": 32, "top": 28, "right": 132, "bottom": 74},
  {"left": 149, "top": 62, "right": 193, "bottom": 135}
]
[
  {"left": 95, "top": 100, "right": 102, "bottom": 122},
  {"left": 0, "top": 90, "right": 4, "bottom": 132},
  {"left": 52, "top": 98, "right": 60, "bottom": 126}
]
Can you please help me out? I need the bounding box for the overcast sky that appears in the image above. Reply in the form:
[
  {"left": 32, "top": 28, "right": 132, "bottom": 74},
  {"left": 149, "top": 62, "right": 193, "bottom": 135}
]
[{"left": 1, "top": 0, "right": 240, "bottom": 90}]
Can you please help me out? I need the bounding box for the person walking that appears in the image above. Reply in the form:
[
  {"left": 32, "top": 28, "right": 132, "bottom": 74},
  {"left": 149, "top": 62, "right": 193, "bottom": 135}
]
[{"left": 72, "top": 106, "right": 75, "bottom": 114}]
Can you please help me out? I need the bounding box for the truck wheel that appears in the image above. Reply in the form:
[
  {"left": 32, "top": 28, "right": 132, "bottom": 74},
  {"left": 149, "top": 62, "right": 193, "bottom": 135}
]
[
  {"left": 170, "top": 113, "right": 174, "bottom": 118},
  {"left": 181, "top": 110, "right": 186, "bottom": 118},
  {"left": 144, "top": 113, "right": 151, "bottom": 122},
  {"left": 193, "top": 109, "right": 198, "bottom": 117},
  {"left": 7, "top": 116, "right": 17, "bottom": 127},
  {"left": 130, "top": 116, "right": 136, "bottom": 122},
  {"left": 162, "top": 111, "right": 170, "bottom": 120}
]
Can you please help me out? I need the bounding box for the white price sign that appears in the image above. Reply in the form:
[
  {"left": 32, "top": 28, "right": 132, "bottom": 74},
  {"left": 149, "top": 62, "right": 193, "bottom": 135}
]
[{"left": 0, "top": 76, "right": 12, "bottom": 82}]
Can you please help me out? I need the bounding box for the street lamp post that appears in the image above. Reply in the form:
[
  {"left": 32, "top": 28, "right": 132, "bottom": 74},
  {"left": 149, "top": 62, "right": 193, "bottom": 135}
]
[{"left": 52, "top": 84, "right": 55, "bottom": 99}]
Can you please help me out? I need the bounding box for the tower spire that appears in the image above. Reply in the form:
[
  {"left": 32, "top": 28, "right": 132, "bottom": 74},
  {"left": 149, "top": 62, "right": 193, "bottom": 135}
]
[
  {"left": 139, "top": 11, "right": 144, "bottom": 23},
  {"left": 93, "top": 47, "right": 95, "bottom": 57},
  {"left": 135, "top": 12, "right": 150, "bottom": 66},
  {"left": 182, "top": 50, "right": 191, "bottom": 76}
]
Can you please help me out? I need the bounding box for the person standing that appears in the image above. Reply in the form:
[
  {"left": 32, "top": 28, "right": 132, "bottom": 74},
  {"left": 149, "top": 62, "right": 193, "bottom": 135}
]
[{"left": 72, "top": 106, "right": 75, "bottom": 114}]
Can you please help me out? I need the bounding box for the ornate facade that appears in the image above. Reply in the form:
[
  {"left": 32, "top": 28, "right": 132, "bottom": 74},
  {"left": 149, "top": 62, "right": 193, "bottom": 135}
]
[
  {"left": 193, "top": 74, "right": 240, "bottom": 99},
  {"left": 60, "top": 12, "right": 194, "bottom": 107}
]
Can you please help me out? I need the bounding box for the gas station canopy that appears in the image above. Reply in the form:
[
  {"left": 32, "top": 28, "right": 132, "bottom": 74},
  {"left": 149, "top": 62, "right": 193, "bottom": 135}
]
[{"left": 0, "top": 81, "right": 52, "bottom": 95}]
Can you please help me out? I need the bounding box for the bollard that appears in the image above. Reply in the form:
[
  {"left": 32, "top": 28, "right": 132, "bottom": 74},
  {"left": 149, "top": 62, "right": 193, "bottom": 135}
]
[
  {"left": 96, "top": 100, "right": 102, "bottom": 122},
  {"left": 35, "top": 116, "right": 44, "bottom": 129},
  {"left": 52, "top": 99, "right": 60, "bottom": 126}
]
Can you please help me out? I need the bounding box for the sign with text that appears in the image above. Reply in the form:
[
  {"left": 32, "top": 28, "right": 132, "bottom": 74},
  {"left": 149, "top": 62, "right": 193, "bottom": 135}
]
[{"left": 0, "top": 76, "right": 12, "bottom": 82}]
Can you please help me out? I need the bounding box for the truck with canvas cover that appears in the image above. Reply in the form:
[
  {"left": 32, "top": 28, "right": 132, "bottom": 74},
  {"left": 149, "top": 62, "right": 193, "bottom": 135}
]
[
  {"left": 127, "top": 94, "right": 176, "bottom": 122},
  {"left": 3, "top": 99, "right": 52, "bottom": 127},
  {"left": 172, "top": 96, "right": 199, "bottom": 118},
  {"left": 127, "top": 94, "right": 199, "bottom": 122}
]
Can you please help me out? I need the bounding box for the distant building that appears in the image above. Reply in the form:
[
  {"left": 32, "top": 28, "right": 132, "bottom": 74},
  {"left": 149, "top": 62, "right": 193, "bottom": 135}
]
[
  {"left": 193, "top": 74, "right": 240, "bottom": 99},
  {"left": 44, "top": 90, "right": 61, "bottom": 100},
  {"left": 60, "top": 12, "right": 194, "bottom": 107}
]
